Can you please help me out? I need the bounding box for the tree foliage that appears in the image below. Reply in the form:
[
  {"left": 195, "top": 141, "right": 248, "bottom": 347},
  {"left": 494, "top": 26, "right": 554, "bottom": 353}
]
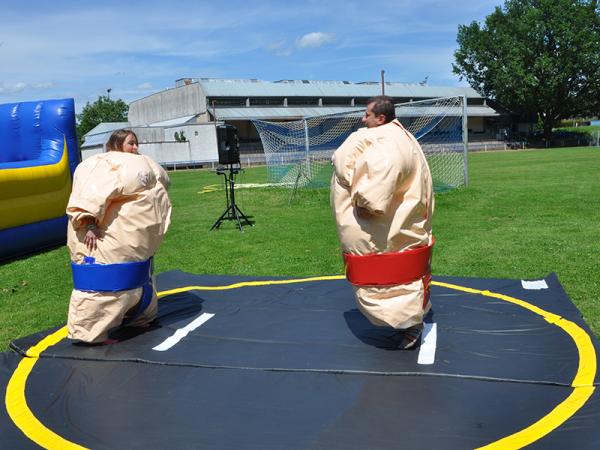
[
  {"left": 453, "top": 0, "right": 600, "bottom": 138},
  {"left": 76, "top": 95, "right": 128, "bottom": 146}
]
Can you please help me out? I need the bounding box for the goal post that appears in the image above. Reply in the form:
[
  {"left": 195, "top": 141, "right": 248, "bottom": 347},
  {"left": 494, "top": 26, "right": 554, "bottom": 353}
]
[{"left": 252, "top": 95, "right": 469, "bottom": 192}]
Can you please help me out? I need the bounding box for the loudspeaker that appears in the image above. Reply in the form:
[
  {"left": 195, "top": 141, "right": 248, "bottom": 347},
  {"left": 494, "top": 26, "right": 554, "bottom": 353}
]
[{"left": 216, "top": 124, "right": 240, "bottom": 165}]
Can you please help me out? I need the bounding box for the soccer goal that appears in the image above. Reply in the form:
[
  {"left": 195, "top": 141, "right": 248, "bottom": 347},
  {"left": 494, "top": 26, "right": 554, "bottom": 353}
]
[{"left": 252, "top": 95, "right": 468, "bottom": 192}]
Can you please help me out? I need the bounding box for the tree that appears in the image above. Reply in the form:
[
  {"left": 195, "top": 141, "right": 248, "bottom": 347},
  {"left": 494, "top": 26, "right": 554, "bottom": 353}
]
[
  {"left": 76, "top": 95, "right": 129, "bottom": 147},
  {"left": 174, "top": 131, "right": 187, "bottom": 142},
  {"left": 453, "top": 0, "right": 600, "bottom": 139}
]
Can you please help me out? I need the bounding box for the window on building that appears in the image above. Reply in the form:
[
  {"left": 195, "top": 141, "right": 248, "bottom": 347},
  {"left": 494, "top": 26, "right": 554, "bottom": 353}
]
[
  {"left": 391, "top": 98, "right": 413, "bottom": 105},
  {"left": 286, "top": 97, "right": 320, "bottom": 106},
  {"left": 208, "top": 97, "right": 247, "bottom": 107},
  {"left": 354, "top": 98, "right": 371, "bottom": 106},
  {"left": 321, "top": 97, "right": 352, "bottom": 106},
  {"left": 249, "top": 98, "right": 285, "bottom": 106}
]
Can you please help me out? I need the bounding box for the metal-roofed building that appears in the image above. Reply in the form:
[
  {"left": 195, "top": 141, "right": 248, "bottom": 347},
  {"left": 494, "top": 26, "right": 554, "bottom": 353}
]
[
  {"left": 80, "top": 122, "right": 130, "bottom": 156},
  {"left": 80, "top": 119, "right": 220, "bottom": 167},
  {"left": 128, "top": 78, "right": 507, "bottom": 155}
]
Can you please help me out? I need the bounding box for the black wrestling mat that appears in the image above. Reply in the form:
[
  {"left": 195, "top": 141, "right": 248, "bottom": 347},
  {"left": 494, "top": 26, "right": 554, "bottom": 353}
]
[{"left": 2, "top": 271, "right": 600, "bottom": 449}]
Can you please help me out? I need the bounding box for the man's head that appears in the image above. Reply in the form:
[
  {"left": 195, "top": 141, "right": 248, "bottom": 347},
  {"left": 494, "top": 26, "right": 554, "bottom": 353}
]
[{"left": 362, "top": 95, "right": 396, "bottom": 128}]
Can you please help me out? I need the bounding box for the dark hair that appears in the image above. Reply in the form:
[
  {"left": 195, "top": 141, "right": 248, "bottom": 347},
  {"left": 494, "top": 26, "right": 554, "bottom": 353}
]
[
  {"left": 106, "top": 129, "right": 138, "bottom": 152},
  {"left": 367, "top": 95, "right": 396, "bottom": 123}
]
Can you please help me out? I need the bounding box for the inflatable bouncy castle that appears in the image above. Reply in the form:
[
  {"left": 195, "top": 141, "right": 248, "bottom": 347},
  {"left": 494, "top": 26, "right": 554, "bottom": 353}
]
[{"left": 0, "top": 98, "right": 79, "bottom": 261}]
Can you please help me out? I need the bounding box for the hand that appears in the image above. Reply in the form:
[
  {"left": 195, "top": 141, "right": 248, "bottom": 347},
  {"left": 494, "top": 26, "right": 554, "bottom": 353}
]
[{"left": 83, "top": 228, "right": 100, "bottom": 252}]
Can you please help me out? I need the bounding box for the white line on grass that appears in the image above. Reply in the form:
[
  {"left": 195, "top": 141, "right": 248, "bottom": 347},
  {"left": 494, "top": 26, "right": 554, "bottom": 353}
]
[
  {"left": 152, "top": 313, "right": 215, "bottom": 352},
  {"left": 417, "top": 322, "right": 437, "bottom": 365}
]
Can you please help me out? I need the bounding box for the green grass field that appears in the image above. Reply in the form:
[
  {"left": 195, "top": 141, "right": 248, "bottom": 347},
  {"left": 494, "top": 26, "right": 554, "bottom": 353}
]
[{"left": 1, "top": 146, "right": 599, "bottom": 351}]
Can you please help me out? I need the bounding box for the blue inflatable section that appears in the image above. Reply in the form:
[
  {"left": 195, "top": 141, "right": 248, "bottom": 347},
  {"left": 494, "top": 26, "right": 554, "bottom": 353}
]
[{"left": 0, "top": 98, "right": 79, "bottom": 261}]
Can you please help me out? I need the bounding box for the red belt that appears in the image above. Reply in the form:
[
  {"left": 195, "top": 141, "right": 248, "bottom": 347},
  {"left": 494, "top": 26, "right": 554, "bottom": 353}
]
[{"left": 343, "top": 239, "right": 434, "bottom": 286}]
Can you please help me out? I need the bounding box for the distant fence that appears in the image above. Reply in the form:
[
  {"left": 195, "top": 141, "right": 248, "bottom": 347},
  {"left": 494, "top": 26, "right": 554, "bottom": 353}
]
[
  {"left": 161, "top": 153, "right": 267, "bottom": 171},
  {"left": 160, "top": 136, "right": 598, "bottom": 172},
  {"left": 470, "top": 135, "right": 599, "bottom": 152},
  {"left": 470, "top": 140, "right": 526, "bottom": 152}
]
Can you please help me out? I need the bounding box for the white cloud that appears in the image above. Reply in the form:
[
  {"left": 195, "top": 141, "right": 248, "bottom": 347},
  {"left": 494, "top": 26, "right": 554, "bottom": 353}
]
[
  {"left": 265, "top": 39, "right": 287, "bottom": 52},
  {"left": 0, "top": 82, "right": 26, "bottom": 94},
  {"left": 136, "top": 82, "right": 153, "bottom": 90},
  {"left": 276, "top": 49, "right": 293, "bottom": 57},
  {"left": 32, "top": 82, "right": 55, "bottom": 89},
  {"left": 263, "top": 38, "right": 295, "bottom": 57},
  {"left": 296, "top": 32, "right": 335, "bottom": 49}
]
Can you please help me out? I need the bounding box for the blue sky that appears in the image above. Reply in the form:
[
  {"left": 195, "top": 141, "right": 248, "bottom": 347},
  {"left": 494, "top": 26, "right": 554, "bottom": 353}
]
[{"left": 0, "top": 0, "right": 499, "bottom": 111}]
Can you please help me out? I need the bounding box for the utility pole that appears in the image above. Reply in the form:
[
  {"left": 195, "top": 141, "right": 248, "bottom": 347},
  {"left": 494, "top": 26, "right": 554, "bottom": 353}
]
[{"left": 380, "top": 70, "right": 385, "bottom": 95}]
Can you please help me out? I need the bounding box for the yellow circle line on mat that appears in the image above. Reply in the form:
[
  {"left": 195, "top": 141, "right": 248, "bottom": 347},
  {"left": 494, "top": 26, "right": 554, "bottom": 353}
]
[
  {"left": 5, "top": 326, "right": 86, "bottom": 449},
  {"left": 4, "top": 277, "right": 597, "bottom": 450},
  {"left": 432, "top": 280, "right": 597, "bottom": 450},
  {"left": 156, "top": 275, "right": 346, "bottom": 298}
]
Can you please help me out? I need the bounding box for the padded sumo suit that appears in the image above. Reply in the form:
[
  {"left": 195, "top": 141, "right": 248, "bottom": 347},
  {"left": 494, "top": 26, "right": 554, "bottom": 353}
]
[
  {"left": 331, "top": 119, "right": 434, "bottom": 330},
  {"left": 66, "top": 151, "right": 172, "bottom": 343}
]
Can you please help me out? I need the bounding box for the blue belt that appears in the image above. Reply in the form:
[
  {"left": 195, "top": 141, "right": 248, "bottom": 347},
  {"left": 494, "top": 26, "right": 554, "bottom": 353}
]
[
  {"left": 71, "top": 257, "right": 154, "bottom": 323},
  {"left": 72, "top": 257, "right": 152, "bottom": 291}
]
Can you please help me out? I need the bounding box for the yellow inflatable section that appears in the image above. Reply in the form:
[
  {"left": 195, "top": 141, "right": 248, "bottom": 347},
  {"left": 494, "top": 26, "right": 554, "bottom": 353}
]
[
  {"left": 0, "top": 98, "right": 79, "bottom": 261},
  {"left": 0, "top": 139, "right": 71, "bottom": 229}
]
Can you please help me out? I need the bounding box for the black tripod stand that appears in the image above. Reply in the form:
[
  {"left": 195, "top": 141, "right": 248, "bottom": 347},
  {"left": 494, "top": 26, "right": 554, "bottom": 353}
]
[{"left": 210, "top": 164, "right": 252, "bottom": 231}]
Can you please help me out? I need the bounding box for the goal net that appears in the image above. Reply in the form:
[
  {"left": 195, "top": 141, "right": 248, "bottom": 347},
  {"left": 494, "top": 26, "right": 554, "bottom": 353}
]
[{"left": 252, "top": 96, "right": 468, "bottom": 192}]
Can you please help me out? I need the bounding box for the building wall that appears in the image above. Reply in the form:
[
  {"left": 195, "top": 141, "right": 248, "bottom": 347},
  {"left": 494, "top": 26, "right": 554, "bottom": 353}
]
[
  {"left": 128, "top": 83, "right": 206, "bottom": 126},
  {"left": 81, "top": 124, "right": 219, "bottom": 165},
  {"left": 139, "top": 142, "right": 192, "bottom": 164},
  {"left": 132, "top": 127, "right": 165, "bottom": 143},
  {"left": 163, "top": 123, "right": 219, "bottom": 162}
]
